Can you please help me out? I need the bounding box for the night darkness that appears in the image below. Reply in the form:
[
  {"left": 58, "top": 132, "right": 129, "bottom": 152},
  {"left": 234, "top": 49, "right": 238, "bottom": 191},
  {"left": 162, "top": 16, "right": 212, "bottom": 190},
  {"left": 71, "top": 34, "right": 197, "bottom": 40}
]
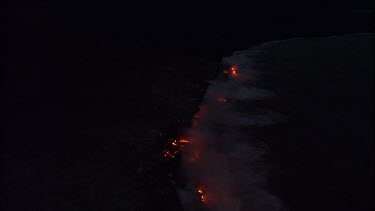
[{"left": 2, "top": 1, "right": 374, "bottom": 211}]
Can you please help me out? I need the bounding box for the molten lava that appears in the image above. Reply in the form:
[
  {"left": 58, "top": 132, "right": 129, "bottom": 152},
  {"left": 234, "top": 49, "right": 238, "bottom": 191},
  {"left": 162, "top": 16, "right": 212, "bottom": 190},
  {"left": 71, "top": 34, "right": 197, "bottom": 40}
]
[
  {"left": 231, "top": 66, "right": 237, "bottom": 75},
  {"left": 163, "top": 149, "right": 175, "bottom": 158},
  {"left": 162, "top": 138, "right": 192, "bottom": 159},
  {"left": 197, "top": 188, "right": 205, "bottom": 202}
]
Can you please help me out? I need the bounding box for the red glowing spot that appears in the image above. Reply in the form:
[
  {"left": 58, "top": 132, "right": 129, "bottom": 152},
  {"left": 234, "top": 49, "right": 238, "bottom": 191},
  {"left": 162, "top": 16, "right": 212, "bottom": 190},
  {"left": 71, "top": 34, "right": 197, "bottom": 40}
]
[
  {"left": 198, "top": 189, "right": 203, "bottom": 194},
  {"left": 217, "top": 96, "right": 227, "bottom": 102}
]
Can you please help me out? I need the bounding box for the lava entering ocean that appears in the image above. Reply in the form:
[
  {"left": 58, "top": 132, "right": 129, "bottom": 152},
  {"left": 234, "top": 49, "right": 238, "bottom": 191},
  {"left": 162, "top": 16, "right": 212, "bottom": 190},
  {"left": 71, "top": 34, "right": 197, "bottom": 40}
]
[
  {"left": 162, "top": 58, "right": 282, "bottom": 211},
  {"left": 176, "top": 58, "right": 283, "bottom": 211}
]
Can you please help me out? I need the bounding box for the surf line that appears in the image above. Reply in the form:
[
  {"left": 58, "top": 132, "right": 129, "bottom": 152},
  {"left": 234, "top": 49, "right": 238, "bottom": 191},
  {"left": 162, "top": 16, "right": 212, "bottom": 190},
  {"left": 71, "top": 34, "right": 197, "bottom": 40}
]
[{"left": 176, "top": 48, "right": 284, "bottom": 211}]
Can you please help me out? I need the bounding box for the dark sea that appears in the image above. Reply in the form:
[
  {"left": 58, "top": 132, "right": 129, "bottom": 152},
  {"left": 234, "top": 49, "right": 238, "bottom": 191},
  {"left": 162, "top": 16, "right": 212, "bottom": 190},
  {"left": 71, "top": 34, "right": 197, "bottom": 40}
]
[{"left": 2, "top": 2, "right": 373, "bottom": 211}]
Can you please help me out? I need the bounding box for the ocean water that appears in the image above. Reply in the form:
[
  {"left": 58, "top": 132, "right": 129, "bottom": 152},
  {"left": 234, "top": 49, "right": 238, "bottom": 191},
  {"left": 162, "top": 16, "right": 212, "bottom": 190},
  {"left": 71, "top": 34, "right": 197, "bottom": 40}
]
[
  {"left": 176, "top": 33, "right": 373, "bottom": 211},
  {"left": 177, "top": 46, "right": 285, "bottom": 211}
]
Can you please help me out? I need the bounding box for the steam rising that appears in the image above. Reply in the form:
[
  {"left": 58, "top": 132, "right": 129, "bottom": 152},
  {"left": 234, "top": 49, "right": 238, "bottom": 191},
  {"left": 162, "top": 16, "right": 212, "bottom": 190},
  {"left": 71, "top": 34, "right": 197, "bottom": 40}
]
[{"left": 178, "top": 50, "right": 284, "bottom": 211}]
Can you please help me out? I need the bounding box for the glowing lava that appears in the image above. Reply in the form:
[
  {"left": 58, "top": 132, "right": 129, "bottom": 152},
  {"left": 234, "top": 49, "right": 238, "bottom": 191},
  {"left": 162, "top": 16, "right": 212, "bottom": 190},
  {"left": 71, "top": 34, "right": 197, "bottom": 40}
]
[
  {"left": 163, "top": 149, "right": 175, "bottom": 158},
  {"left": 197, "top": 188, "right": 205, "bottom": 202},
  {"left": 162, "top": 139, "right": 192, "bottom": 159},
  {"left": 231, "top": 67, "right": 237, "bottom": 75}
]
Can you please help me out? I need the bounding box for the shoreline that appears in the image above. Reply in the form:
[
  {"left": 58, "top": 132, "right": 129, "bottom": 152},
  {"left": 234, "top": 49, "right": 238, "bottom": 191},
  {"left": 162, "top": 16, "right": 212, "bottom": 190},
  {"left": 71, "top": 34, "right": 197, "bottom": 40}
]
[{"left": 158, "top": 32, "right": 373, "bottom": 211}]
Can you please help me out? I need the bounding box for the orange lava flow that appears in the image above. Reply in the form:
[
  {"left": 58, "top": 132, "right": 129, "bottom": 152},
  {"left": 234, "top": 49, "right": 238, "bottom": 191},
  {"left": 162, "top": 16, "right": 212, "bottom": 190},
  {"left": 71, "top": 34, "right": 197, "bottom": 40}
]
[
  {"left": 197, "top": 188, "right": 205, "bottom": 202},
  {"left": 231, "top": 66, "right": 237, "bottom": 75}
]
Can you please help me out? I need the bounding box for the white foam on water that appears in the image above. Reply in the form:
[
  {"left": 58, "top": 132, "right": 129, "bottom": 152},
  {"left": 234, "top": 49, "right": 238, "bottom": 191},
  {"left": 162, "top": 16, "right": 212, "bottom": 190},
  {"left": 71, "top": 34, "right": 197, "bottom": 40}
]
[{"left": 178, "top": 47, "right": 284, "bottom": 211}]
